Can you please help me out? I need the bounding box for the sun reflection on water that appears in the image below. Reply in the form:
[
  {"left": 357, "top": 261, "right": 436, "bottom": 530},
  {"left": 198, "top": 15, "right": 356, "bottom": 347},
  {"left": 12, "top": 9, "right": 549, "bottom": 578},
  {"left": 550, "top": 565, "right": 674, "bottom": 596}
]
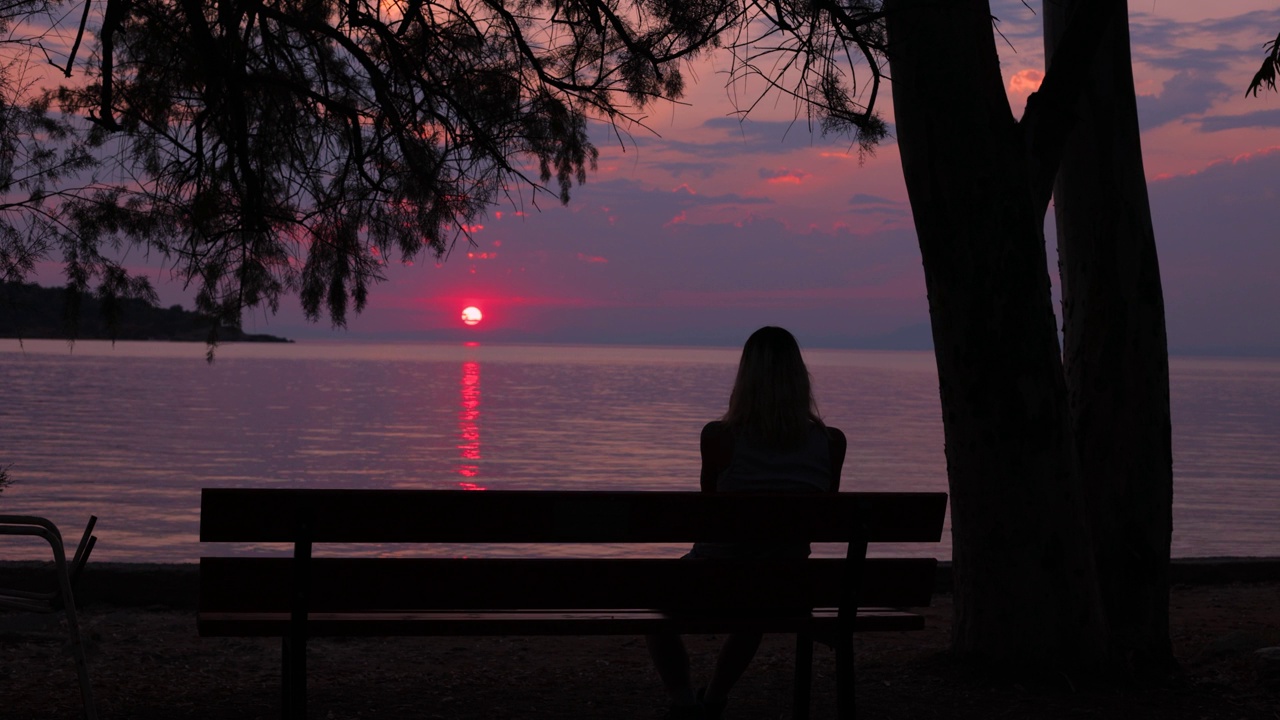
[{"left": 456, "top": 360, "right": 485, "bottom": 489}]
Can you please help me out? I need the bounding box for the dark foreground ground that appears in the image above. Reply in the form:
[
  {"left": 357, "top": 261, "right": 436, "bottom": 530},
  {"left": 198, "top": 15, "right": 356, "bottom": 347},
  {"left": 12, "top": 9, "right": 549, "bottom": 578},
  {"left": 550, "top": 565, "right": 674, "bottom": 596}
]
[{"left": 1, "top": 571, "right": 1278, "bottom": 719}]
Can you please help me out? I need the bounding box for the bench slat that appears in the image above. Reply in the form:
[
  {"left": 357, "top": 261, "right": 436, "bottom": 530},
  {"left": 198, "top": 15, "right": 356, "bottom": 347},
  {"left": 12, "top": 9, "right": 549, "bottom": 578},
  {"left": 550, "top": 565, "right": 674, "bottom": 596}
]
[
  {"left": 199, "top": 556, "right": 937, "bottom": 612},
  {"left": 200, "top": 489, "right": 947, "bottom": 544},
  {"left": 197, "top": 608, "right": 926, "bottom": 637}
]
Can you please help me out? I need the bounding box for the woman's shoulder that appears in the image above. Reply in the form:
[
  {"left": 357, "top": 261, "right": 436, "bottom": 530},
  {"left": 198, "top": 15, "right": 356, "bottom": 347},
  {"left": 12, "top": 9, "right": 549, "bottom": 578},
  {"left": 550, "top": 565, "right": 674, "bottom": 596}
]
[
  {"left": 700, "top": 420, "right": 735, "bottom": 472},
  {"left": 701, "top": 420, "right": 736, "bottom": 448},
  {"left": 702, "top": 420, "right": 732, "bottom": 437}
]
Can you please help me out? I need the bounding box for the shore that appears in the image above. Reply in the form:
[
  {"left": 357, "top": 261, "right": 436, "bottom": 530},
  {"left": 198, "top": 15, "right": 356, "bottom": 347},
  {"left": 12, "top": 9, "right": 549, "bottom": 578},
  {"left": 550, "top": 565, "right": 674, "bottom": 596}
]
[{"left": 1, "top": 562, "right": 1278, "bottom": 719}]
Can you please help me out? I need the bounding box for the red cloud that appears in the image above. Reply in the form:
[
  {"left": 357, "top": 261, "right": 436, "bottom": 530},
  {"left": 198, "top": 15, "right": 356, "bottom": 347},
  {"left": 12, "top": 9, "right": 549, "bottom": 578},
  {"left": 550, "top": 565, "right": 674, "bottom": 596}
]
[
  {"left": 1009, "top": 69, "right": 1044, "bottom": 96},
  {"left": 759, "top": 168, "right": 810, "bottom": 185}
]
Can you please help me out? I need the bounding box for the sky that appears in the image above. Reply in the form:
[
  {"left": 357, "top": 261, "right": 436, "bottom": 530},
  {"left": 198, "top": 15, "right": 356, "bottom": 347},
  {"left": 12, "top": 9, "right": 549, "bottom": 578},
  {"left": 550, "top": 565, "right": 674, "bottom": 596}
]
[{"left": 63, "top": 2, "right": 1280, "bottom": 354}]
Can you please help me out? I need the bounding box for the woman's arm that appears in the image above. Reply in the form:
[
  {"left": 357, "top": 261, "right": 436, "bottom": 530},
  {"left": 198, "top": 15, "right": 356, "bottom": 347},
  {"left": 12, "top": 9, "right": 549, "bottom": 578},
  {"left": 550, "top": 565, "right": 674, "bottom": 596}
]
[
  {"left": 826, "top": 426, "right": 848, "bottom": 492},
  {"left": 699, "top": 421, "right": 734, "bottom": 493}
]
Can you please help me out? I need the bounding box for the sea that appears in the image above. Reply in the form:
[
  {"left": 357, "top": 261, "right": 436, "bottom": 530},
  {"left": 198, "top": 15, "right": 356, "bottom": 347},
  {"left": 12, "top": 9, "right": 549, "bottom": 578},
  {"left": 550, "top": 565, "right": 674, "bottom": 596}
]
[{"left": 1, "top": 339, "right": 1277, "bottom": 562}]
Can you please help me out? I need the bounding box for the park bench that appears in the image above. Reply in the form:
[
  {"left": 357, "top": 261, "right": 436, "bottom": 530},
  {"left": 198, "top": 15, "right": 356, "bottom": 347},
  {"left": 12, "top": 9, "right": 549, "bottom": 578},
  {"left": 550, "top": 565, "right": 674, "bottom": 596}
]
[{"left": 198, "top": 488, "right": 947, "bottom": 720}]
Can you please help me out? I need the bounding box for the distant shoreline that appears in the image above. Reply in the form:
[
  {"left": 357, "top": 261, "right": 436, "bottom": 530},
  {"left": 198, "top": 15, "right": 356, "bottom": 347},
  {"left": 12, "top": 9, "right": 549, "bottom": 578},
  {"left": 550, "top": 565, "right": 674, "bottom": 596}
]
[
  {"left": 0, "top": 280, "right": 292, "bottom": 344},
  {"left": 3, "top": 557, "right": 1278, "bottom": 610},
  {"left": 0, "top": 332, "right": 293, "bottom": 343}
]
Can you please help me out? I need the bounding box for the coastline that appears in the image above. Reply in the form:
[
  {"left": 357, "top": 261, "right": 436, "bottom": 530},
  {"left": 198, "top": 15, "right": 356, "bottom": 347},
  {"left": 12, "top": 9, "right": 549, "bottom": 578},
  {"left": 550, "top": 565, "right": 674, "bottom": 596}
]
[{"left": 4, "top": 557, "right": 1280, "bottom": 609}]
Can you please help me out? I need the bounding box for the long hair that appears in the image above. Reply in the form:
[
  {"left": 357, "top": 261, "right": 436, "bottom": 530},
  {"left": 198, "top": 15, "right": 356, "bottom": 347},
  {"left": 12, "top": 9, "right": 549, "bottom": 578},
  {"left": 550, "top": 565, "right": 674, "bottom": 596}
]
[{"left": 722, "top": 326, "right": 823, "bottom": 449}]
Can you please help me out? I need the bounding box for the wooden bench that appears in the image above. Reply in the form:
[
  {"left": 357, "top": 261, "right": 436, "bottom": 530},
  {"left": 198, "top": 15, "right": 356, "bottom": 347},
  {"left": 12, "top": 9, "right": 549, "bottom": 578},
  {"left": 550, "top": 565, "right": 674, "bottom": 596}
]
[{"left": 198, "top": 488, "right": 947, "bottom": 720}]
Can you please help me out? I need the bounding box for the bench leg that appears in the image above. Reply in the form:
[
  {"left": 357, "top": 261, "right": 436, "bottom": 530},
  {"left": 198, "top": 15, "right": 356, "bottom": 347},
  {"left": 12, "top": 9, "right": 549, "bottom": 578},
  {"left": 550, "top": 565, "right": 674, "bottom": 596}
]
[
  {"left": 53, "top": 551, "right": 97, "bottom": 720},
  {"left": 793, "top": 632, "right": 813, "bottom": 720},
  {"left": 282, "top": 635, "right": 307, "bottom": 720},
  {"left": 834, "top": 632, "right": 855, "bottom": 720},
  {"left": 60, "top": 595, "right": 97, "bottom": 720}
]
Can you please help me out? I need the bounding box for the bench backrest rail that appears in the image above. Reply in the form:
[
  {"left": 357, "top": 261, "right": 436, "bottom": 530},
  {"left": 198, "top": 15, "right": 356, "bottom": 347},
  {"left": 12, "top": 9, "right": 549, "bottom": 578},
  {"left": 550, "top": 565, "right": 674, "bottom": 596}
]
[
  {"left": 200, "top": 489, "right": 947, "bottom": 544},
  {"left": 200, "top": 489, "right": 946, "bottom": 622}
]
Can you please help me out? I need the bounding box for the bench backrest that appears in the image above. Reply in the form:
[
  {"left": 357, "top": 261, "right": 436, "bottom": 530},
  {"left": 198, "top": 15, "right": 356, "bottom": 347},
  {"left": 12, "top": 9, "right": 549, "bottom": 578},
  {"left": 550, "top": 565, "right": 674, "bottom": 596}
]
[
  {"left": 199, "top": 489, "right": 947, "bottom": 615},
  {"left": 200, "top": 488, "right": 946, "bottom": 544}
]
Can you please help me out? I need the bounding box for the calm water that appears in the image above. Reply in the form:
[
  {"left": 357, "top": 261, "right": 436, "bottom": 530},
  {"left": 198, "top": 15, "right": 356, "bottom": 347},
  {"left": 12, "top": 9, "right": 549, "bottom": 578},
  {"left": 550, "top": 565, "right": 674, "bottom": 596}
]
[{"left": 0, "top": 340, "right": 1277, "bottom": 561}]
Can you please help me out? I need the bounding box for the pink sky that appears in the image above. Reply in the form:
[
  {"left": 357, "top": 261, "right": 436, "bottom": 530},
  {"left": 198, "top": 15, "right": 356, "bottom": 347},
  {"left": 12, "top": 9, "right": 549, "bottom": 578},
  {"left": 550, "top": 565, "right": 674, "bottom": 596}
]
[{"left": 125, "top": 2, "right": 1280, "bottom": 354}]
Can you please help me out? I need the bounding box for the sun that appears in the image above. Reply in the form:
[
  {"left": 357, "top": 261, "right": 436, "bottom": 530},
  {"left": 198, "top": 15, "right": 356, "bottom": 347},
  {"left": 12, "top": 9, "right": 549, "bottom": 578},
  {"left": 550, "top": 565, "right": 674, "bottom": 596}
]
[{"left": 461, "top": 306, "right": 483, "bottom": 326}]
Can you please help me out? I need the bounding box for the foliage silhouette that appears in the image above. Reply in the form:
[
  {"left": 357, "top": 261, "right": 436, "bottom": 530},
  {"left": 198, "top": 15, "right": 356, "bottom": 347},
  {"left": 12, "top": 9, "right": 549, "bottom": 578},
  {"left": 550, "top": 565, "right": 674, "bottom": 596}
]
[{"left": 1247, "top": 30, "right": 1280, "bottom": 96}]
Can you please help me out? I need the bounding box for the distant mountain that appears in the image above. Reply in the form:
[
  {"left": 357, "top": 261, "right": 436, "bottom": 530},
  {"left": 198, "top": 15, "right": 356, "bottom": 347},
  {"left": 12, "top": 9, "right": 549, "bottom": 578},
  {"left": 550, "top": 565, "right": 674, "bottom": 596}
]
[{"left": 0, "top": 281, "right": 291, "bottom": 343}]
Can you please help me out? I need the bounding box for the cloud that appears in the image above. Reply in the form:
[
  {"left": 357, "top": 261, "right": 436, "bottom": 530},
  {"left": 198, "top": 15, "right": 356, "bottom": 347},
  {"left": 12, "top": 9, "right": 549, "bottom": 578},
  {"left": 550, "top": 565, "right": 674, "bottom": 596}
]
[
  {"left": 1136, "top": 70, "right": 1234, "bottom": 129},
  {"left": 702, "top": 116, "right": 839, "bottom": 140},
  {"left": 1129, "top": 11, "right": 1276, "bottom": 75},
  {"left": 847, "top": 193, "right": 908, "bottom": 218},
  {"left": 651, "top": 160, "right": 730, "bottom": 178},
  {"left": 856, "top": 208, "right": 909, "bottom": 219},
  {"left": 758, "top": 168, "right": 810, "bottom": 185},
  {"left": 1191, "top": 8, "right": 1280, "bottom": 39},
  {"left": 627, "top": 117, "right": 897, "bottom": 159},
  {"left": 849, "top": 193, "right": 899, "bottom": 206},
  {"left": 1133, "top": 9, "right": 1280, "bottom": 62},
  {"left": 586, "top": 178, "right": 773, "bottom": 208},
  {"left": 1123, "top": 8, "right": 1280, "bottom": 132},
  {"left": 1008, "top": 69, "right": 1044, "bottom": 97},
  {"left": 1198, "top": 109, "right": 1280, "bottom": 133}
]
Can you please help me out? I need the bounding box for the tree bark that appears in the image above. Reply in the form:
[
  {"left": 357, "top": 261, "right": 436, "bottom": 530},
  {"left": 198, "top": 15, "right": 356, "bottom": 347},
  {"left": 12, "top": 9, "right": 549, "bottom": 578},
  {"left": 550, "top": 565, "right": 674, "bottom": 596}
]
[
  {"left": 1045, "top": 0, "right": 1175, "bottom": 675},
  {"left": 885, "top": 0, "right": 1107, "bottom": 669}
]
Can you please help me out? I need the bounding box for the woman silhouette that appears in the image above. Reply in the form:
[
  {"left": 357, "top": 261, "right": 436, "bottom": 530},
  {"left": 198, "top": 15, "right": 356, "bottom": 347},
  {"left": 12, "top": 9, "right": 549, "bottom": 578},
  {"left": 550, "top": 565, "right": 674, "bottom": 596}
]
[{"left": 647, "top": 326, "right": 847, "bottom": 718}]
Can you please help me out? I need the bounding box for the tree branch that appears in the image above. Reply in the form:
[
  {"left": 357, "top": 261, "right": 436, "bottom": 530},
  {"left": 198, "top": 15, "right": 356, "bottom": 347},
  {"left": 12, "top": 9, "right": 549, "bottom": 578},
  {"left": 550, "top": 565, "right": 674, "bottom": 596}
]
[
  {"left": 63, "top": 0, "right": 94, "bottom": 77},
  {"left": 95, "top": 0, "right": 131, "bottom": 129}
]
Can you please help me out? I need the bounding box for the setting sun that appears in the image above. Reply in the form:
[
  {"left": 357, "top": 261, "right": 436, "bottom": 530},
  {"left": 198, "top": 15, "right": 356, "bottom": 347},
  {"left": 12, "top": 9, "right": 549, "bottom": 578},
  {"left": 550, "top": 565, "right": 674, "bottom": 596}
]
[{"left": 461, "top": 306, "right": 483, "bottom": 326}]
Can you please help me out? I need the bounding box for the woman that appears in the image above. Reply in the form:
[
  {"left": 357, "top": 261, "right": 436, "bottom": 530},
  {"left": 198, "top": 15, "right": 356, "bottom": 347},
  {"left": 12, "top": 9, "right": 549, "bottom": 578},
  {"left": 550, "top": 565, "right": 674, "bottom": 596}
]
[{"left": 647, "top": 326, "right": 847, "bottom": 719}]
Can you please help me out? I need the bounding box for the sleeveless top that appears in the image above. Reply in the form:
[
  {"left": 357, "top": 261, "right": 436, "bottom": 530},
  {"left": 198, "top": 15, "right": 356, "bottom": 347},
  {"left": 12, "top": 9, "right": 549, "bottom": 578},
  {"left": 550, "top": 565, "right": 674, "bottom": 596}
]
[
  {"left": 687, "top": 421, "right": 836, "bottom": 560},
  {"left": 714, "top": 423, "right": 833, "bottom": 494}
]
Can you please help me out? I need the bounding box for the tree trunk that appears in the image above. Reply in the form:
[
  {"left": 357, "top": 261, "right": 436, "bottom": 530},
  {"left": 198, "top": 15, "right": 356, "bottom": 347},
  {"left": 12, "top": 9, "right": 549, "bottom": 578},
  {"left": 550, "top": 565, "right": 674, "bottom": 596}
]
[
  {"left": 1045, "top": 0, "right": 1175, "bottom": 675},
  {"left": 884, "top": 0, "right": 1107, "bottom": 669}
]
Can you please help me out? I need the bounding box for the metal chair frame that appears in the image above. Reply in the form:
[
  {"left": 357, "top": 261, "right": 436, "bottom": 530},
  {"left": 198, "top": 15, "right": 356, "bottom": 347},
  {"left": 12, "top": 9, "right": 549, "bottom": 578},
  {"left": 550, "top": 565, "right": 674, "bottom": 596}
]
[{"left": 0, "top": 514, "right": 98, "bottom": 720}]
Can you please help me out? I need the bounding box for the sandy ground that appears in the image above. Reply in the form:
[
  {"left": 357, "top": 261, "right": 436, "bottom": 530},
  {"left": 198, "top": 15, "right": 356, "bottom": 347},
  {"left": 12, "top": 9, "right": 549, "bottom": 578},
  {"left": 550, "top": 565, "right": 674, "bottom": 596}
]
[{"left": 2, "top": 580, "right": 1278, "bottom": 719}]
